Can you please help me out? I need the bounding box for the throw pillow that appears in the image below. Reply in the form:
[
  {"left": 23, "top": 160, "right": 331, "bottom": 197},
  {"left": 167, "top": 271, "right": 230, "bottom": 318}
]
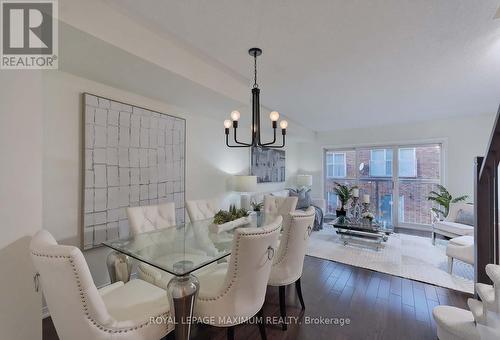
[
  {"left": 455, "top": 209, "right": 474, "bottom": 226},
  {"left": 289, "top": 188, "right": 312, "bottom": 209}
]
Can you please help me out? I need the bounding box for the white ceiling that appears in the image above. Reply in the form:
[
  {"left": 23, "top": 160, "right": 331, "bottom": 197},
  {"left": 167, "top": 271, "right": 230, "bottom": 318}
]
[{"left": 104, "top": 0, "right": 500, "bottom": 131}]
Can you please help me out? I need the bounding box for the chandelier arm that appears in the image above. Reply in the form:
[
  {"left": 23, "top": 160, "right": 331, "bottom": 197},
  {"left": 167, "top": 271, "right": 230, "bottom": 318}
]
[
  {"left": 258, "top": 134, "right": 285, "bottom": 149},
  {"left": 259, "top": 127, "right": 277, "bottom": 146},
  {"left": 233, "top": 127, "right": 252, "bottom": 146},
  {"left": 226, "top": 134, "right": 252, "bottom": 148}
]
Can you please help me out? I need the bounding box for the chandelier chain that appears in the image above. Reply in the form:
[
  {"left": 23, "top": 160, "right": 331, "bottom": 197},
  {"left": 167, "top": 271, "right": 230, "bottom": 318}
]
[{"left": 253, "top": 52, "right": 258, "bottom": 88}]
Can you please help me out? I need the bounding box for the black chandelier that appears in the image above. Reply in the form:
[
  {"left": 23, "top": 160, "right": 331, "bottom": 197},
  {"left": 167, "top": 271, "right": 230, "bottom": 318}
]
[{"left": 224, "top": 48, "right": 287, "bottom": 148}]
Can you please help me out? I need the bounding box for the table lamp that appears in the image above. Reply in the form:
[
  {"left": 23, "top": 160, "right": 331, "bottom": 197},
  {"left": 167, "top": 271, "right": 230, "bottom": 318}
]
[
  {"left": 233, "top": 175, "right": 257, "bottom": 210},
  {"left": 296, "top": 174, "right": 313, "bottom": 189}
]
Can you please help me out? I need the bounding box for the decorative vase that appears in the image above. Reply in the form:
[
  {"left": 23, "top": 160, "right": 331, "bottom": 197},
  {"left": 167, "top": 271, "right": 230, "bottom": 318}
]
[
  {"left": 336, "top": 209, "right": 347, "bottom": 217},
  {"left": 255, "top": 211, "right": 263, "bottom": 227}
]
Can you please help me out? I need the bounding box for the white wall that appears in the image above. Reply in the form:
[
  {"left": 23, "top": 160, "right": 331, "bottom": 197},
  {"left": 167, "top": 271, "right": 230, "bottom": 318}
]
[
  {"left": 0, "top": 72, "right": 43, "bottom": 339},
  {"left": 298, "top": 114, "right": 495, "bottom": 201},
  {"left": 42, "top": 70, "right": 305, "bottom": 287}
]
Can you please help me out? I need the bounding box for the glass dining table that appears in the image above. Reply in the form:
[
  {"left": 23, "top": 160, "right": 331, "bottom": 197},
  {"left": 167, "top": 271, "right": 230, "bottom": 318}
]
[{"left": 102, "top": 212, "right": 277, "bottom": 340}]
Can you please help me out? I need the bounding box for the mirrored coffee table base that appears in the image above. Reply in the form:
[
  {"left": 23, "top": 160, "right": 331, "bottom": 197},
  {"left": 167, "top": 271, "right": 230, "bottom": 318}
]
[
  {"left": 328, "top": 217, "right": 392, "bottom": 251},
  {"left": 336, "top": 227, "right": 389, "bottom": 251}
]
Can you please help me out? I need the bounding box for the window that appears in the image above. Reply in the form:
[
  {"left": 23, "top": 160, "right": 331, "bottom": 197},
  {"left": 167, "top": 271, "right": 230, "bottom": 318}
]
[
  {"left": 398, "top": 144, "right": 441, "bottom": 225},
  {"left": 399, "top": 148, "right": 416, "bottom": 177},
  {"left": 327, "top": 192, "right": 338, "bottom": 213},
  {"left": 324, "top": 143, "right": 442, "bottom": 227},
  {"left": 370, "top": 149, "right": 392, "bottom": 177},
  {"left": 326, "top": 152, "right": 346, "bottom": 178}
]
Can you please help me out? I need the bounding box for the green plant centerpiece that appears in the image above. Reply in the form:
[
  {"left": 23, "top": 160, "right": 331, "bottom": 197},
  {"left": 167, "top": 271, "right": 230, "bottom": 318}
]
[
  {"left": 251, "top": 201, "right": 264, "bottom": 212},
  {"left": 427, "top": 184, "right": 468, "bottom": 219},
  {"left": 333, "top": 182, "right": 358, "bottom": 216},
  {"left": 213, "top": 204, "right": 249, "bottom": 225}
]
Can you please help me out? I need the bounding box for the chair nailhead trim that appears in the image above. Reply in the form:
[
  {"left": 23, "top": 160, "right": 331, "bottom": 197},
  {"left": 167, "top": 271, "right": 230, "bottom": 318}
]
[{"left": 31, "top": 251, "right": 174, "bottom": 334}]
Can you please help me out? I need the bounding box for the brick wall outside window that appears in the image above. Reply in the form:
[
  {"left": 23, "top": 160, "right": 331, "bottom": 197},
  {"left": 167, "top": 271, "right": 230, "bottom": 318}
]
[{"left": 325, "top": 144, "right": 441, "bottom": 226}]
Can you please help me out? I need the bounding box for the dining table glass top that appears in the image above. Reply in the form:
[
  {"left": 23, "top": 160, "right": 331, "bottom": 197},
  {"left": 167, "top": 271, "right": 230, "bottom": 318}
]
[{"left": 103, "top": 212, "right": 278, "bottom": 277}]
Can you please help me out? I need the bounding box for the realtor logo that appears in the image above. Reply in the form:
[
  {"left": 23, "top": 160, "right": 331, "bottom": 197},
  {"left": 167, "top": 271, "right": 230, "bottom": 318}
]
[{"left": 1, "top": 0, "right": 58, "bottom": 69}]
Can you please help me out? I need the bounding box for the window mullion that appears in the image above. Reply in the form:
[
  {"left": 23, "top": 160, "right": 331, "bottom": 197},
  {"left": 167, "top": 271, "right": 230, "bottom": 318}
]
[
  {"left": 393, "top": 145, "right": 399, "bottom": 227},
  {"left": 355, "top": 147, "right": 359, "bottom": 186}
]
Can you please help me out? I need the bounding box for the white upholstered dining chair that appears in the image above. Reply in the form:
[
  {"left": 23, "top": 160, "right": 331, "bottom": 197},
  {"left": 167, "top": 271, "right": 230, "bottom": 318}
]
[
  {"left": 193, "top": 216, "right": 283, "bottom": 340},
  {"left": 30, "top": 230, "right": 173, "bottom": 340},
  {"left": 127, "top": 202, "right": 177, "bottom": 236},
  {"left": 127, "top": 202, "right": 178, "bottom": 289},
  {"left": 186, "top": 197, "right": 220, "bottom": 222},
  {"left": 263, "top": 195, "right": 298, "bottom": 230},
  {"left": 268, "top": 207, "right": 315, "bottom": 330}
]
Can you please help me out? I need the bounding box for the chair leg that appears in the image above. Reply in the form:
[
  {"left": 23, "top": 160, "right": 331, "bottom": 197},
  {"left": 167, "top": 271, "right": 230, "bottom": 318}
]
[
  {"left": 279, "top": 285, "right": 287, "bottom": 330},
  {"left": 448, "top": 257, "right": 453, "bottom": 274},
  {"left": 227, "top": 326, "right": 235, "bottom": 340},
  {"left": 256, "top": 307, "right": 267, "bottom": 340},
  {"left": 295, "top": 278, "right": 305, "bottom": 310}
]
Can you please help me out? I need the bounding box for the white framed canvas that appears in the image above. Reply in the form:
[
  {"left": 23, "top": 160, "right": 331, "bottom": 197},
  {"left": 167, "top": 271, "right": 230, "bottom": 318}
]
[
  {"left": 82, "top": 93, "right": 186, "bottom": 249},
  {"left": 251, "top": 147, "right": 286, "bottom": 183}
]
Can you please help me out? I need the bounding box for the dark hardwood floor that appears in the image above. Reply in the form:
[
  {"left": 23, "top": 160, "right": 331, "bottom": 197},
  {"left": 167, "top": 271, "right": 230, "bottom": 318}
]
[{"left": 43, "top": 255, "right": 471, "bottom": 340}]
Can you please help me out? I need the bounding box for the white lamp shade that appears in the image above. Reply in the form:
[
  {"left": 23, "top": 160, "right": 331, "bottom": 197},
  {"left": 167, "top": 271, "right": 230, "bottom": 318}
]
[
  {"left": 233, "top": 175, "right": 257, "bottom": 192},
  {"left": 296, "top": 174, "right": 313, "bottom": 187}
]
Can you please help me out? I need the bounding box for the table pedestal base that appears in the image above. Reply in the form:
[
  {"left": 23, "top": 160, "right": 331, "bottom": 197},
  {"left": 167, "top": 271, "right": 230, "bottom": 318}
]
[
  {"left": 106, "top": 251, "right": 132, "bottom": 283},
  {"left": 167, "top": 274, "right": 199, "bottom": 340}
]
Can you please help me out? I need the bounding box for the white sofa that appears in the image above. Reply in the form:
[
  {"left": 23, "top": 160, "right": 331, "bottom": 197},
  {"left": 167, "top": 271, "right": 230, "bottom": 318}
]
[
  {"left": 250, "top": 189, "right": 326, "bottom": 214},
  {"left": 432, "top": 203, "right": 474, "bottom": 245}
]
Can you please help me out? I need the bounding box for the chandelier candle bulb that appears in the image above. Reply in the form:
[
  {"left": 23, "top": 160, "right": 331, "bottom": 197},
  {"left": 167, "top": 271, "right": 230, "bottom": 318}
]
[
  {"left": 230, "top": 110, "right": 240, "bottom": 121},
  {"left": 270, "top": 111, "right": 280, "bottom": 121},
  {"left": 224, "top": 120, "right": 231, "bottom": 134}
]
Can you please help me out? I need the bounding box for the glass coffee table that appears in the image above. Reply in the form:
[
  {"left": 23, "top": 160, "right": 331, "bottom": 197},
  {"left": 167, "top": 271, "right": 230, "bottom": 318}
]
[{"left": 328, "top": 216, "right": 393, "bottom": 251}]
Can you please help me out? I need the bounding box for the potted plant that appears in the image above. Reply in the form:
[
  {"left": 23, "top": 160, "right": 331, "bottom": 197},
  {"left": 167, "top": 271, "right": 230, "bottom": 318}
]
[
  {"left": 211, "top": 204, "right": 249, "bottom": 233},
  {"left": 251, "top": 201, "right": 264, "bottom": 212},
  {"left": 213, "top": 204, "right": 248, "bottom": 224},
  {"left": 427, "top": 185, "right": 468, "bottom": 219},
  {"left": 333, "top": 182, "right": 358, "bottom": 217}
]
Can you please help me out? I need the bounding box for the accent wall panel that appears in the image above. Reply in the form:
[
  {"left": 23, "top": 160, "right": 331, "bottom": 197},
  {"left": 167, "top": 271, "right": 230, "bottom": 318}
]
[{"left": 82, "top": 93, "right": 185, "bottom": 249}]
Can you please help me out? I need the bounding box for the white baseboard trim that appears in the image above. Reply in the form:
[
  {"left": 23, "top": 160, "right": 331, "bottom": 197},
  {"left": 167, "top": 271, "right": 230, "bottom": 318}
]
[
  {"left": 42, "top": 306, "right": 50, "bottom": 319},
  {"left": 42, "top": 272, "right": 138, "bottom": 319}
]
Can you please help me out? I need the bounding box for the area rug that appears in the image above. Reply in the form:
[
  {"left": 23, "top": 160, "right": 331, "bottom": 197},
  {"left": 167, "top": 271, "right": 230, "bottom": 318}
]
[{"left": 306, "top": 227, "right": 474, "bottom": 293}]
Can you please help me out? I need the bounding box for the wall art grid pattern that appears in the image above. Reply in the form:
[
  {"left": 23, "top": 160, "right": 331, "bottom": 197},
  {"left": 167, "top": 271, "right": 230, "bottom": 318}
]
[{"left": 82, "top": 93, "right": 185, "bottom": 249}]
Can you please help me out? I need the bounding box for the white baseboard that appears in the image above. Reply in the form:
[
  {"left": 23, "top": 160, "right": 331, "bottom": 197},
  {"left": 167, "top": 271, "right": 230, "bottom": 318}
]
[{"left": 42, "top": 306, "right": 50, "bottom": 319}]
